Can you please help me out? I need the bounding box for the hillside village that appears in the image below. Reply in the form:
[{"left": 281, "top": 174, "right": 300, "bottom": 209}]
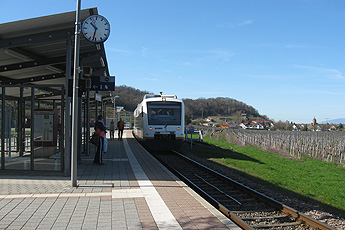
[{"left": 191, "top": 116, "right": 344, "bottom": 132}]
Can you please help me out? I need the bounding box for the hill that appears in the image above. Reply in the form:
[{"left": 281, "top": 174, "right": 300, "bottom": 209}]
[
  {"left": 114, "top": 85, "right": 267, "bottom": 122},
  {"left": 113, "top": 85, "right": 149, "bottom": 112},
  {"left": 320, "top": 118, "right": 345, "bottom": 124},
  {"left": 183, "top": 97, "right": 264, "bottom": 122}
]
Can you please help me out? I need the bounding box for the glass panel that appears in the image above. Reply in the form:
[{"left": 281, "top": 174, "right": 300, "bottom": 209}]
[
  {"left": 147, "top": 102, "right": 181, "bottom": 125},
  {"left": 0, "top": 87, "right": 2, "bottom": 169},
  {"left": 0, "top": 86, "right": 63, "bottom": 171},
  {"left": 33, "top": 86, "right": 62, "bottom": 171},
  {"left": 4, "top": 87, "right": 31, "bottom": 170}
]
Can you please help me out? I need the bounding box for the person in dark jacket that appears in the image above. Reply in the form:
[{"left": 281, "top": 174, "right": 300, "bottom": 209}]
[
  {"left": 93, "top": 115, "right": 106, "bottom": 165},
  {"left": 110, "top": 120, "right": 115, "bottom": 140},
  {"left": 117, "top": 118, "right": 125, "bottom": 140}
]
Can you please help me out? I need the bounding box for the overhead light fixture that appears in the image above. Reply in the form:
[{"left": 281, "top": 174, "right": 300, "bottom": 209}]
[
  {"left": 46, "top": 65, "right": 63, "bottom": 73},
  {"left": 4, "top": 48, "right": 33, "bottom": 62}
]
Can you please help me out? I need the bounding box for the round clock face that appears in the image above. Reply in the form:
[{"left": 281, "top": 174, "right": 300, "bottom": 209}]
[{"left": 82, "top": 15, "right": 110, "bottom": 43}]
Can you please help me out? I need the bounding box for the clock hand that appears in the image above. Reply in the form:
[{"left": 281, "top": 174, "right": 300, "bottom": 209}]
[
  {"left": 90, "top": 22, "right": 98, "bottom": 30},
  {"left": 92, "top": 31, "right": 96, "bottom": 41}
]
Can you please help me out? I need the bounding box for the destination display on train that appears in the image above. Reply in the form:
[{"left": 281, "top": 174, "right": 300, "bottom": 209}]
[{"left": 91, "top": 76, "right": 115, "bottom": 91}]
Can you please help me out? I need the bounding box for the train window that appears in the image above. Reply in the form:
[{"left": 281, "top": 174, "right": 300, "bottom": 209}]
[{"left": 147, "top": 102, "right": 181, "bottom": 125}]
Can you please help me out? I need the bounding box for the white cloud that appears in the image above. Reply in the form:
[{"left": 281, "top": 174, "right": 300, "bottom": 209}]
[
  {"left": 294, "top": 65, "right": 345, "bottom": 80},
  {"left": 285, "top": 44, "right": 311, "bottom": 49},
  {"left": 272, "top": 85, "right": 345, "bottom": 96},
  {"left": 216, "top": 19, "right": 253, "bottom": 28},
  {"left": 141, "top": 47, "right": 148, "bottom": 57},
  {"left": 141, "top": 78, "right": 157, "bottom": 81},
  {"left": 180, "top": 62, "right": 193, "bottom": 66},
  {"left": 207, "top": 49, "right": 234, "bottom": 62},
  {"left": 108, "top": 48, "right": 133, "bottom": 55},
  {"left": 238, "top": 20, "right": 254, "bottom": 27},
  {"left": 246, "top": 74, "right": 281, "bottom": 80}
]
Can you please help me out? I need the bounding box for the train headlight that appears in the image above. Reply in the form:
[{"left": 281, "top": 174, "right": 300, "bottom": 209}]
[
  {"left": 149, "top": 127, "right": 152, "bottom": 130},
  {"left": 177, "top": 127, "right": 180, "bottom": 130},
  {"left": 162, "top": 97, "right": 166, "bottom": 102}
]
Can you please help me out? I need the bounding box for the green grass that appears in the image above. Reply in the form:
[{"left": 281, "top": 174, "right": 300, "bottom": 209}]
[
  {"left": 188, "top": 131, "right": 345, "bottom": 217},
  {"left": 186, "top": 133, "right": 202, "bottom": 139},
  {"left": 11, "top": 130, "right": 31, "bottom": 135}
]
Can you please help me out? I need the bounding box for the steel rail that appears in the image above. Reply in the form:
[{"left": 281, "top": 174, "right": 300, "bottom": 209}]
[
  {"left": 154, "top": 152, "right": 254, "bottom": 230},
  {"left": 166, "top": 150, "right": 336, "bottom": 230},
  {"left": 194, "top": 173, "right": 242, "bottom": 206}
]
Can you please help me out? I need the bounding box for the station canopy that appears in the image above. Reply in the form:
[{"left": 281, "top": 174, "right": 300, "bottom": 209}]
[{"left": 0, "top": 8, "right": 111, "bottom": 100}]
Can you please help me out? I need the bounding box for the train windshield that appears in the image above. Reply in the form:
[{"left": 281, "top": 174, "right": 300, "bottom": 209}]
[{"left": 147, "top": 102, "right": 181, "bottom": 125}]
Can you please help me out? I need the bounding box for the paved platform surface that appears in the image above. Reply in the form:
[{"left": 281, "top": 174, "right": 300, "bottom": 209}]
[{"left": 0, "top": 131, "right": 240, "bottom": 230}]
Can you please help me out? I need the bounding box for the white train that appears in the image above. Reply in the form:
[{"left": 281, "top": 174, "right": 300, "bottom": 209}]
[{"left": 133, "top": 94, "right": 185, "bottom": 150}]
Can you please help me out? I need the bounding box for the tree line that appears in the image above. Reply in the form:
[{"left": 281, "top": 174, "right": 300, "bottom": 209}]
[
  {"left": 183, "top": 97, "right": 262, "bottom": 120},
  {"left": 114, "top": 85, "right": 265, "bottom": 121}
]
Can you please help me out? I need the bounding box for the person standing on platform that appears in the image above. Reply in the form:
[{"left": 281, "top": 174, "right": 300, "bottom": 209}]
[
  {"left": 117, "top": 118, "right": 125, "bottom": 140},
  {"left": 93, "top": 115, "right": 106, "bottom": 165},
  {"left": 110, "top": 119, "right": 115, "bottom": 140}
]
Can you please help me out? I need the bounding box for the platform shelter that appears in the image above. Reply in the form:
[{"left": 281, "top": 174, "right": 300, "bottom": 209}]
[{"left": 0, "top": 8, "right": 113, "bottom": 175}]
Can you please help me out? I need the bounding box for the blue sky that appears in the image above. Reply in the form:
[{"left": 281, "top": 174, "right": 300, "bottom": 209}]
[{"left": 1, "top": 0, "right": 345, "bottom": 123}]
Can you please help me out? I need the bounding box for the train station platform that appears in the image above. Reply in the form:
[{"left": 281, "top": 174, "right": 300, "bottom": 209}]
[{"left": 0, "top": 130, "right": 240, "bottom": 229}]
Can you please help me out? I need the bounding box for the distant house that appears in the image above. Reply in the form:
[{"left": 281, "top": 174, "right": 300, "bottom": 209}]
[
  {"left": 329, "top": 125, "right": 337, "bottom": 131},
  {"left": 240, "top": 120, "right": 272, "bottom": 130},
  {"left": 239, "top": 123, "right": 248, "bottom": 129},
  {"left": 205, "top": 117, "right": 215, "bottom": 123},
  {"left": 228, "top": 123, "right": 240, "bottom": 129},
  {"left": 220, "top": 122, "right": 229, "bottom": 129},
  {"left": 252, "top": 120, "right": 273, "bottom": 128},
  {"left": 253, "top": 123, "right": 264, "bottom": 129},
  {"left": 308, "top": 124, "right": 322, "bottom": 131},
  {"left": 241, "top": 113, "right": 248, "bottom": 121},
  {"left": 307, "top": 124, "right": 314, "bottom": 131}
]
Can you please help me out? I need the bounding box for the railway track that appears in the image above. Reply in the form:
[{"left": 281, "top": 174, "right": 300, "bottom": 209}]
[{"left": 152, "top": 150, "right": 335, "bottom": 230}]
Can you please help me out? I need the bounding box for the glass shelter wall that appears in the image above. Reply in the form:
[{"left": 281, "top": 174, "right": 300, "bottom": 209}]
[{"left": 0, "top": 85, "right": 64, "bottom": 171}]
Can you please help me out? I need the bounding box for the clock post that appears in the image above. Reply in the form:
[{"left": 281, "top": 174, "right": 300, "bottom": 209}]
[
  {"left": 71, "top": 9, "right": 111, "bottom": 187},
  {"left": 71, "top": 0, "right": 81, "bottom": 187}
]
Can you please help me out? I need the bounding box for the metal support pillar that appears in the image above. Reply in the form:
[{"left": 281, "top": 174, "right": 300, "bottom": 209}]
[
  {"left": 95, "top": 98, "right": 98, "bottom": 121},
  {"left": 83, "top": 99, "right": 86, "bottom": 155},
  {"left": 19, "top": 87, "right": 24, "bottom": 156},
  {"left": 77, "top": 95, "right": 82, "bottom": 163},
  {"left": 1, "top": 87, "right": 5, "bottom": 170},
  {"left": 60, "top": 88, "right": 65, "bottom": 172},
  {"left": 71, "top": 0, "right": 81, "bottom": 187},
  {"left": 86, "top": 79, "right": 90, "bottom": 156},
  {"left": 30, "top": 87, "right": 35, "bottom": 171},
  {"left": 64, "top": 38, "right": 72, "bottom": 176}
]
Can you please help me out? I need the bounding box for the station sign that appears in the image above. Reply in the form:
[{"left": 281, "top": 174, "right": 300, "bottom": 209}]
[
  {"left": 189, "top": 126, "right": 195, "bottom": 133},
  {"left": 95, "top": 93, "right": 102, "bottom": 102},
  {"left": 91, "top": 76, "right": 115, "bottom": 91}
]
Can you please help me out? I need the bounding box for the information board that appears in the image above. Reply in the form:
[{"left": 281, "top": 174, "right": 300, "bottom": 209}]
[
  {"left": 34, "top": 109, "right": 58, "bottom": 147},
  {"left": 91, "top": 76, "right": 115, "bottom": 91}
]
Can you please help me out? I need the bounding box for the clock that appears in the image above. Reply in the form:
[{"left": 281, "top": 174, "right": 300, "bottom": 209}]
[{"left": 81, "top": 14, "right": 110, "bottom": 43}]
